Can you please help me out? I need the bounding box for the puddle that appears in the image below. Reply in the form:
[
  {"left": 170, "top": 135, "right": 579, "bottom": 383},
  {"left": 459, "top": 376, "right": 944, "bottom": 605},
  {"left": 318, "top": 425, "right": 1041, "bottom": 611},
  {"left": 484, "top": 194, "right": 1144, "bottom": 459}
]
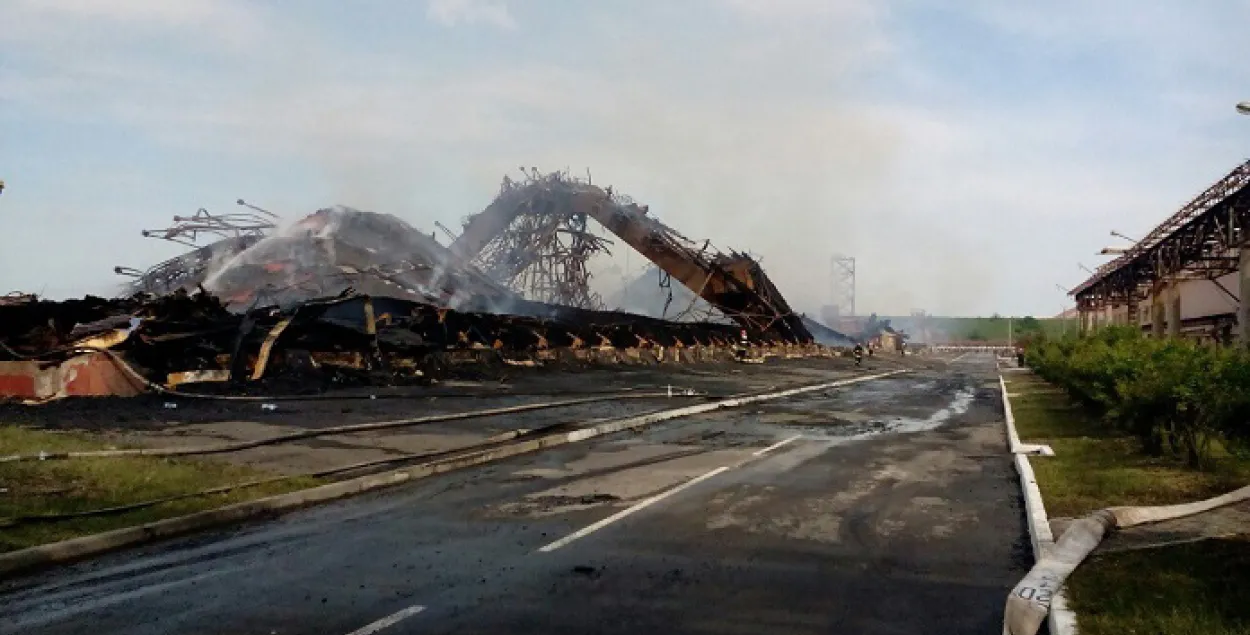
[{"left": 786, "top": 388, "right": 976, "bottom": 442}]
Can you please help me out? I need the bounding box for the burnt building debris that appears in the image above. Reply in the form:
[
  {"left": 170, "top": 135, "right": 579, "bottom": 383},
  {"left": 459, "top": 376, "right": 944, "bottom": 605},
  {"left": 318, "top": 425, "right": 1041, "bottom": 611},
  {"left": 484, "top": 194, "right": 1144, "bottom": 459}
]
[
  {"left": 464, "top": 171, "right": 614, "bottom": 311},
  {"left": 118, "top": 206, "right": 520, "bottom": 313},
  {"left": 116, "top": 204, "right": 278, "bottom": 296},
  {"left": 452, "top": 170, "right": 811, "bottom": 342},
  {"left": 114, "top": 170, "right": 811, "bottom": 344},
  {"left": 606, "top": 265, "right": 729, "bottom": 324},
  {"left": 0, "top": 289, "right": 823, "bottom": 401},
  {"left": 2, "top": 168, "right": 836, "bottom": 401}
]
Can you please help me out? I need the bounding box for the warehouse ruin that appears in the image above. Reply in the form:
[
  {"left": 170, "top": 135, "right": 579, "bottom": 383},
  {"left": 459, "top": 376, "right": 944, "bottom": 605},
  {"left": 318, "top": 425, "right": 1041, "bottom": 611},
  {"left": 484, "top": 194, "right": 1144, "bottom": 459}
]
[{"left": 1, "top": 170, "right": 860, "bottom": 401}]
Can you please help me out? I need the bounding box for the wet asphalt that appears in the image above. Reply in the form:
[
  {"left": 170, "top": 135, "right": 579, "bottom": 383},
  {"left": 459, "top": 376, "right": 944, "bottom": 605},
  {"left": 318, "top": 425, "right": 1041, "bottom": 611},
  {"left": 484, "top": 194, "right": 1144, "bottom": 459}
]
[{"left": 0, "top": 353, "right": 1028, "bottom": 634}]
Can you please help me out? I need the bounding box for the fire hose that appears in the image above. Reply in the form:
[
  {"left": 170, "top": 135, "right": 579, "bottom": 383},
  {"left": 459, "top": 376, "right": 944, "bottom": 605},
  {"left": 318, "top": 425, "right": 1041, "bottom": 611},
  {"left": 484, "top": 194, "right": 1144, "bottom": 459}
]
[
  {"left": 0, "top": 390, "right": 707, "bottom": 463},
  {"left": 0, "top": 415, "right": 648, "bottom": 526},
  {"left": 1002, "top": 485, "right": 1250, "bottom": 634}
]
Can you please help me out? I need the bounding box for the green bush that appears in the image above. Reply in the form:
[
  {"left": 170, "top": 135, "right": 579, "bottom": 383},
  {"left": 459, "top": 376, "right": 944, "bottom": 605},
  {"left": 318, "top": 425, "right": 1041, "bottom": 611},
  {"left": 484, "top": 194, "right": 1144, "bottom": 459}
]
[{"left": 1026, "top": 328, "right": 1250, "bottom": 467}]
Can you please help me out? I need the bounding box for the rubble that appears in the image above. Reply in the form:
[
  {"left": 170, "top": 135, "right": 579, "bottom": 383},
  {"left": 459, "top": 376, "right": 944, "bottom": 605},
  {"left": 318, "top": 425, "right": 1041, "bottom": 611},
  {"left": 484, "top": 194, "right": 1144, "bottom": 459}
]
[
  {"left": 3, "top": 169, "right": 837, "bottom": 401},
  {"left": 0, "top": 290, "right": 823, "bottom": 400}
]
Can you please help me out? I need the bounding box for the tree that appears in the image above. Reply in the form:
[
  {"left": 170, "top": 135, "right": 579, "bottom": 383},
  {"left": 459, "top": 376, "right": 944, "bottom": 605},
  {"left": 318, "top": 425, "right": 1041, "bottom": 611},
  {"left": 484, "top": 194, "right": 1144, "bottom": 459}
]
[{"left": 1017, "top": 316, "right": 1042, "bottom": 333}]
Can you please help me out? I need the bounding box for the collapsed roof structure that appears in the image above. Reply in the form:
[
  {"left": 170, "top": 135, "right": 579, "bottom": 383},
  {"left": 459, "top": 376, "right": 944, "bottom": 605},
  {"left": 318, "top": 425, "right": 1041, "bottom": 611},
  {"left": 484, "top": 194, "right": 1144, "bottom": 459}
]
[
  {"left": 117, "top": 170, "right": 811, "bottom": 342},
  {"left": 450, "top": 170, "right": 811, "bottom": 342},
  {"left": 2, "top": 169, "right": 831, "bottom": 401}
]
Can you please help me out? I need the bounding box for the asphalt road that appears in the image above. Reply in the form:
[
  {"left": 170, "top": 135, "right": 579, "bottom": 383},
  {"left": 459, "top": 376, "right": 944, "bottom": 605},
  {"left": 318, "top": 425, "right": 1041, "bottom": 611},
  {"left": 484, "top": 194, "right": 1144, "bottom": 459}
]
[{"left": 0, "top": 353, "right": 1027, "bottom": 634}]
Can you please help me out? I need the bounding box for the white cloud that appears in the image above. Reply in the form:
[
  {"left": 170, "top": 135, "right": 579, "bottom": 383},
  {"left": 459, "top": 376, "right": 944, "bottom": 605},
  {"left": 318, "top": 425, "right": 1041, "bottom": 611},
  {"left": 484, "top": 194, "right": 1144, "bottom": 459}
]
[{"left": 426, "top": 0, "right": 516, "bottom": 29}]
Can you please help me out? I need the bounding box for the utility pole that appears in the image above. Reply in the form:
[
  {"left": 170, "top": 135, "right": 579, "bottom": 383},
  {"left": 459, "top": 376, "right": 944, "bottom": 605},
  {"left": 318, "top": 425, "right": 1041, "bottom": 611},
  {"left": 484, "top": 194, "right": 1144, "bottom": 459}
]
[{"left": 1055, "top": 283, "right": 1072, "bottom": 336}]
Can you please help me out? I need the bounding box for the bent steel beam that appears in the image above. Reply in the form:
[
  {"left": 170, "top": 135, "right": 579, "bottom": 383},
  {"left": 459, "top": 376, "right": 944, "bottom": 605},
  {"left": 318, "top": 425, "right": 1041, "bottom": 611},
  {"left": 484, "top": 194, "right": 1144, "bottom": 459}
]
[{"left": 451, "top": 174, "right": 812, "bottom": 342}]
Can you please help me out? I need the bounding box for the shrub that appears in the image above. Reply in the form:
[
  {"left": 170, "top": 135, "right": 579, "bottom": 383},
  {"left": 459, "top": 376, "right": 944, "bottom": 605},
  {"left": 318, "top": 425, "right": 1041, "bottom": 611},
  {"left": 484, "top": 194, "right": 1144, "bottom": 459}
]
[{"left": 1026, "top": 328, "right": 1250, "bottom": 468}]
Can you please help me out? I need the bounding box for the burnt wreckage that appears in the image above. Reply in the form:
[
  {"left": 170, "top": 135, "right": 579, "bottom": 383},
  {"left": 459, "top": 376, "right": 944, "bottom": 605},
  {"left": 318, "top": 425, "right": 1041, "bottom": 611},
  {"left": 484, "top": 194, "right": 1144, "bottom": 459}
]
[{"left": 1, "top": 171, "right": 825, "bottom": 400}]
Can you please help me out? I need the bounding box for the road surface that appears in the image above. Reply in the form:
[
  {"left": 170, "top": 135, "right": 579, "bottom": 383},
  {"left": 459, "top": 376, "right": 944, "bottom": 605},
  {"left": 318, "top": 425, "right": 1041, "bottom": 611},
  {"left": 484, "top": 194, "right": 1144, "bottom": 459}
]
[{"left": 0, "top": 354, "right": 1027, "bottom": 634}]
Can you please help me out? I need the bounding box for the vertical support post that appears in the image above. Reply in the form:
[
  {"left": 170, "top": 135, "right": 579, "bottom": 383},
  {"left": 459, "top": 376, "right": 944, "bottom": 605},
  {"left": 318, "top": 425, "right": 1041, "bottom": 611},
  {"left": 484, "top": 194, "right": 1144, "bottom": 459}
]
[
  {"left": 1150, "top": 289, "right": 1165, "bottom": 338},
  {"left": 1239, "top": 248, "right": 1250, "bottom": 346},
  {"left": 1166, "top": 281, "right": 1182, "bottom": 338}
]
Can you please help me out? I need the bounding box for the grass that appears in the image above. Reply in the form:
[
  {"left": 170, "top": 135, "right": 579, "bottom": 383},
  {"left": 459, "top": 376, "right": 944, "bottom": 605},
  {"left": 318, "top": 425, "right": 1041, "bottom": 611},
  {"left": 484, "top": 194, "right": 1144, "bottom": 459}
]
[
  {"left": 1005, "top": 373, "right": 1250, "bottom": 635},
  {"left": 0, "top": 425, "right": 319, "bottom": 552},
  {"left": 1067, "top": 536, "right": 1250, "bottom": 635}
]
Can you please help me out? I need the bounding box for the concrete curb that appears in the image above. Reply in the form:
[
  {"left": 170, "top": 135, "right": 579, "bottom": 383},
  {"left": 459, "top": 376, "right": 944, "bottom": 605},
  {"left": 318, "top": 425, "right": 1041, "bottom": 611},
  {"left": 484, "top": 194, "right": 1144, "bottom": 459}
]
[
  {"left": 0, "top": 369, "right": 907, "bottom": 580},
  {"left": 999, "top": 375, "right": 1054, "bottom": 457},
  {"left": 999, "top": 373, "right": 1076, "bottom": 635}
]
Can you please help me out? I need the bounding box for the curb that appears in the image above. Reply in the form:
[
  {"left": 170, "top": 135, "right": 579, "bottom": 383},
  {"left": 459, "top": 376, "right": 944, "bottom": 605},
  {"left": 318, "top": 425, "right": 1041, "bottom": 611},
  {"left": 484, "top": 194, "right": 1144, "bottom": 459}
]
[
  {"left": 999, "top": 372, "right": 1076, "bottom": 635},
  {"left": 0, "top": 369, "right": 907, "bottom": 580}
]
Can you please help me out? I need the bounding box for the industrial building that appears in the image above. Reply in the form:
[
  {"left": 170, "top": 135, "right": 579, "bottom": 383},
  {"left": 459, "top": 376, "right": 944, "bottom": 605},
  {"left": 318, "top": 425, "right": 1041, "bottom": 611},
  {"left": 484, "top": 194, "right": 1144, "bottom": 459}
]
[{"left": 1070, "top": 160, "right": 1250, "bottom": 343}]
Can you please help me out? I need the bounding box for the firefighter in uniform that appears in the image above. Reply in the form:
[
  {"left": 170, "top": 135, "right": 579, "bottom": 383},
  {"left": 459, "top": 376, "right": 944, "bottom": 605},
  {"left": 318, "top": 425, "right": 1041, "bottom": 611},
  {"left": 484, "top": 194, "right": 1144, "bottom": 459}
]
[{"left": 852, "top": 343, "right": 865, "bottom": 367}]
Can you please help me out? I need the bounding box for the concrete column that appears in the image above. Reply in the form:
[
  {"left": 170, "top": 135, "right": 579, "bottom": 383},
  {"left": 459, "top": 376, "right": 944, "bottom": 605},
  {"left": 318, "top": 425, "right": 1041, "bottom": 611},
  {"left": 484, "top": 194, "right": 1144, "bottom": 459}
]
[
  {"left": 1150, "top": 291, "right": 1165, "bottom": 338},
  {"left": 1166, "top": 281, "right": 1182, "bottom": 338},
  {"left": 1239, "top": 248, "right": 1250, "bottom": 346}
]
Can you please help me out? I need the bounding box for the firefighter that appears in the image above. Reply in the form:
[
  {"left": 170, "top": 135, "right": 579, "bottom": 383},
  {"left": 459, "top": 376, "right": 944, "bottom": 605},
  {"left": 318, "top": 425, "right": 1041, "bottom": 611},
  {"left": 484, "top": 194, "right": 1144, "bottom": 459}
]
[
  {"left": 735, "top": 329, "right": 749, "bottom": 361},
  {"left": 852, "top": 343, "right": 865, "bottom": 367},
  {"left": 1016, "top": 346, "right": 1025, "bottom": 368}
]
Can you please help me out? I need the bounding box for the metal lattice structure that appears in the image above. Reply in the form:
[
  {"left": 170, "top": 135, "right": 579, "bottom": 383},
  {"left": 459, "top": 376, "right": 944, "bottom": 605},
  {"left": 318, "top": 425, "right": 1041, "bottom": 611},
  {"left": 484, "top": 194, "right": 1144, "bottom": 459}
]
[
  {"left": 451, "top": 168, "right": 813, "bottom": 342},
  {"left": 116, "top": 201, "right": 280, "bottom": 295},
  {"left": 1069, "top": 160, "right": 1250, "bottom": 318},
  {"left": 467, "top": 170, "right": 614, "bottom": 310},
  {"left": 830, "top": 255, "right": 856, "bottom": 317},
  {"left": 139, "top": 202, "right": 278, "bottom": 247}
]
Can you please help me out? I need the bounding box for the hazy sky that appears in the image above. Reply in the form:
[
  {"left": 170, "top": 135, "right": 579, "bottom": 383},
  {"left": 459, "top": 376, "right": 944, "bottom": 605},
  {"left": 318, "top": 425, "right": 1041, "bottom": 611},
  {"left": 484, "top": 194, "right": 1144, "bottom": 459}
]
[{"left": 3, "top": 0, "right": 1249, "bottom": 316}]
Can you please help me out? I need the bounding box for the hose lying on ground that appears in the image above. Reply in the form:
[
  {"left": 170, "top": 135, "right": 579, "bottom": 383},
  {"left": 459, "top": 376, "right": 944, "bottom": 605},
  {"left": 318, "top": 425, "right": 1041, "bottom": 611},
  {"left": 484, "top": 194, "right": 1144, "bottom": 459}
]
[
  {"left": 1002, "top": 483, "right": 1250, "bottom": 635},
  {"left": 0, "top": 391, "right": 707, "bottom": 463},
  {"left": 0, "top": 408, "right": 677, "bottom": 526}
]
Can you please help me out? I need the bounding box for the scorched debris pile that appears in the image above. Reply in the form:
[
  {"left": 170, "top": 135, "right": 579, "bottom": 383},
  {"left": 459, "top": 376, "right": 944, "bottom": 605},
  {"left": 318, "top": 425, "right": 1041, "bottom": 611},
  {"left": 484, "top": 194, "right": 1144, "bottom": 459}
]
[
  {"left": 2, "top": 169, "right": 828, "bottom": 400},
  {"left": 0, "top": 291, "right": 788, "bottom": 398},
  {"left": 452, "top": 170, "right": 812, "bottom": 343}
]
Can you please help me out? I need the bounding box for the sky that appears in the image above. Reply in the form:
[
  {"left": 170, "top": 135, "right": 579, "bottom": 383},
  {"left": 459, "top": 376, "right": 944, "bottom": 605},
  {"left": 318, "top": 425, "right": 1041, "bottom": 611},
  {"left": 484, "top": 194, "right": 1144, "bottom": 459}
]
[{"left": 2, "top": 0, "right": 1249, "bottom": 317}]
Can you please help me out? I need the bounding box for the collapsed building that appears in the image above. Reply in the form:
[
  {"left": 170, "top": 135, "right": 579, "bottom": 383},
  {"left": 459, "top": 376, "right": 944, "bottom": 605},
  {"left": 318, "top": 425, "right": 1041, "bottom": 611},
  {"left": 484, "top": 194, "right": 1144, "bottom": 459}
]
[{"left": 2, "top": 170, "right": 837, "bottom": 401}]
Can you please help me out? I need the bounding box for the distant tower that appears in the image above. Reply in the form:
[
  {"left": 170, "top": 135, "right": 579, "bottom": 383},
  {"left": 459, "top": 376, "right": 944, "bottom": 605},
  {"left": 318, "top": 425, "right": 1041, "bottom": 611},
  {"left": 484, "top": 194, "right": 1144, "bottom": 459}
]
[{"left": 831, "top": 255, "right": 856, "bottom": 317}]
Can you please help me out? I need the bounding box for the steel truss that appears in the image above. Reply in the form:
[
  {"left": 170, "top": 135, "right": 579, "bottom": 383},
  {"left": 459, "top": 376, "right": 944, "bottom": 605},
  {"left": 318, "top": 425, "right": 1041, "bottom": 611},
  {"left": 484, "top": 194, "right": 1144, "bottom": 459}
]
[{"left": 1071, "top": 160, "right": 1250, "bottom": 314}]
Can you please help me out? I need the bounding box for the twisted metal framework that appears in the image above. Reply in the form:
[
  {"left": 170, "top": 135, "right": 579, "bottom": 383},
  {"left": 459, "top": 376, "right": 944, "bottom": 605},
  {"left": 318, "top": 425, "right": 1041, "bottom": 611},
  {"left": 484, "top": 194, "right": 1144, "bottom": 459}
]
[
  {"left": 139, "top": 201, "right": 278, "bottom": 248},
  {"left": 469, "top": 170, "right": 614, "bottom": 310},
  {"left": 1070, "top": 160, "right": 1250, "bottom": 318},
  {"left": 452, "top": 168, "right": 812, "bottom": 342},
  {"left": 117, "top": 201, "right": 280, "bottom": 295}
]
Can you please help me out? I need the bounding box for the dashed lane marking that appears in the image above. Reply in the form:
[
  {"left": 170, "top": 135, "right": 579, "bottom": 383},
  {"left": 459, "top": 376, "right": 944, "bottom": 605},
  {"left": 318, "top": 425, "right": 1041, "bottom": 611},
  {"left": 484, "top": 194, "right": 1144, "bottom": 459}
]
[
  {"left": 537, "top": 466, "right": 731, "bottom": 552},
  {"left": 344, "top": 605, "right": 426, "bottom": 635},
  {"left": 753, "top": 434, "right": 803, "bottom": 456}
]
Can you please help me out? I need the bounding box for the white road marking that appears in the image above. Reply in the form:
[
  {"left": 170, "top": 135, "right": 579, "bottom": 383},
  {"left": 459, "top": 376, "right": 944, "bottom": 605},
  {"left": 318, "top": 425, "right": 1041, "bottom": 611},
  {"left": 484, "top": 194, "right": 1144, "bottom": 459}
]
[
  {"left": 538, "top": 466, "right": 731, "bottom": 552},
  {"left": 345, "top": 605, "right": 426, "bottom": 635},
  {"left": 753, "top": 434, "right": 802, "bottom": 456}
]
